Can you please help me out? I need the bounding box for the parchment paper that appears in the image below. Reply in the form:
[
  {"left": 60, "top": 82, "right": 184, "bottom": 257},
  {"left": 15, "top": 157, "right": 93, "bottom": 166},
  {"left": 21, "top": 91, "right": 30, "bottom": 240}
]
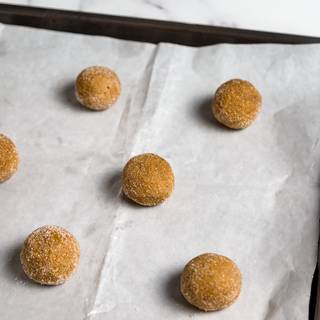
[{"left": 0, "top": 24, "right": 319, "bottom": 320}]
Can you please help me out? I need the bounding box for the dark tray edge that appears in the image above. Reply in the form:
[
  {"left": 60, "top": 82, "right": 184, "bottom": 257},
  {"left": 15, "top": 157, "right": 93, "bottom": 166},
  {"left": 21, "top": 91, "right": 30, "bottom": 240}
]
[{"left": 0, "top": 3, "right": 320, "bottom": 46}]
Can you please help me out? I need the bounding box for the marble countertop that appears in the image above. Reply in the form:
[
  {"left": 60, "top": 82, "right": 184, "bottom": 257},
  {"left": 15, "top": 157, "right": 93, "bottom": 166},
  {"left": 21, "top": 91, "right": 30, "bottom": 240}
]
[{"left": 1, "top": 0, "right": 320, "bottom": 37}]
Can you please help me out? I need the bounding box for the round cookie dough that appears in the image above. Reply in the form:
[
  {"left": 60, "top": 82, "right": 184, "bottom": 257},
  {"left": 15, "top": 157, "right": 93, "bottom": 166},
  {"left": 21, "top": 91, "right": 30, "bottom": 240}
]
[
  {"left": 212, "top": 79, "right": 261, "bottom": 129},
  {"left": 180, "top": 253, "right": 242, "bottom": 311},
  {"left": 75, "top": 66, "right": 121, "bottom": 110},
  {"left": 122, "top": 153, "right": 175, "bottom": 206},
  {"left": 20, "top": 225, "right": 80, "bottom": 285},
  {"left": 0, "top": 134, "right": 19, "bottom": 183}
]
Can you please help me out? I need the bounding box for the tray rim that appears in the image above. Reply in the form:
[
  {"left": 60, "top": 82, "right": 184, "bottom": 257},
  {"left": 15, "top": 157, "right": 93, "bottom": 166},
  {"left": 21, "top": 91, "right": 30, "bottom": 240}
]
[{"left": 0, "top": 3, "right": 320, "bottom": 46}]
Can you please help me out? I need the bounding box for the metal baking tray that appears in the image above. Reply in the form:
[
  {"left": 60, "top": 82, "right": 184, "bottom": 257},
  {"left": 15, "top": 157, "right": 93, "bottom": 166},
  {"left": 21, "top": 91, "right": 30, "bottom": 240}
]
[{"left": 0, "top": 3, "right": 319, "bottom": 319}]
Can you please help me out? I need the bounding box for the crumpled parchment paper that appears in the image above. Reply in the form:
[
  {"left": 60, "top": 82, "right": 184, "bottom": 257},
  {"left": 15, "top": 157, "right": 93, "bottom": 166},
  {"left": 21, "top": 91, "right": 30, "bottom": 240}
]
[{"left": 0, "top": 24, "right": 319, "bottom": 320}]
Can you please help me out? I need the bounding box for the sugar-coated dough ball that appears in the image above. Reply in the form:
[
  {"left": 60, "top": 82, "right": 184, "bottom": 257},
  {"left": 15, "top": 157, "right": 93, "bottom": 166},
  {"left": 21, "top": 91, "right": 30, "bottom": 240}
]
[
  {"left": 212, "top": 79, "right": 261, "bottom": 129},
  {"left": 0, "top": 134, "right": 19, "bottom": 183},
  {"left": 122, "top": 153, "right": 175, "bottom": 206},
  {"left": 20, "top": 225, "right": 80, "bottom": 285},
  {"left": 180, "top": 253, "right": 242, "bottom": 311},
  {"left": 75, "top": 66, "right": 121, "bottom": 110}
]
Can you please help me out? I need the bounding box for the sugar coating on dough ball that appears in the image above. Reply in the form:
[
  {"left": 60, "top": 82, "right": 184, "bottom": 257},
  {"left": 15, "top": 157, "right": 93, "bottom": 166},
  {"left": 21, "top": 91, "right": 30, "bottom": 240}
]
[
  {"left": 122, "top": 153, "right": 175, "bottom": 206},
  {"left": 75, "top": 66, "right": 121, "bottom": 110},
  {"left": 20, "top": 225, "right": 80, "bottom": 285},
  {"left": 180, "top": 253, "right": 242, "bottom": 311},
  {"left": 0, "top": 134, "right": 19, "bottom": 183},
  {"left": 212, "top": 79, "right": 261, "bottom": 129}
]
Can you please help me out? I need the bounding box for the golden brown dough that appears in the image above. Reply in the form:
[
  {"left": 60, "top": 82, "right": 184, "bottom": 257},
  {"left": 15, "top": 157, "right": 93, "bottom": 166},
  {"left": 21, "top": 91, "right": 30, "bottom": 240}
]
[
  {"left": 20, "top": 225, "right": 80, "bottom": 285},
  {"left": 122, "top": 153, "right": 174, "bottom": 206},
  {"left": 0, "top": 134, "right": 19, "bottom": 183},
  {"left": 180, "top": 253, "right": 242, "bottom": 311},
  {"left": 212, "top": 79, "right": 261, "bottom": 129},
  {"left": 75, "top": 66, "right": 121, "bottom": 110}
]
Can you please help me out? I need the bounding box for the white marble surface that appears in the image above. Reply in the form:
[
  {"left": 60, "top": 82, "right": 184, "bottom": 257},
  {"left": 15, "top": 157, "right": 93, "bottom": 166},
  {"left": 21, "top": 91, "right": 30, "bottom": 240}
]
[{"left": 1, "top": 0, "right": 320, "bottom": 37}]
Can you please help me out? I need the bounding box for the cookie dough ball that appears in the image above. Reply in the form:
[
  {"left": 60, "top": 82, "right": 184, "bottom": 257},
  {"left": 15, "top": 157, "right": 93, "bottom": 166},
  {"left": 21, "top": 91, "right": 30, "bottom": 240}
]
[
  {"left": 212, "top": 79, "right": 261, "bottom": 129},
  {"left": 180, "top": 253, "right": 242, "bottom": 311},
  {"left": 20, "top": 225, "right": 80, "bottom": 285},
  {"left": 122, "top": 153, "right": 174, "bottom": 206},
  {"left": 0, "top": 134, "right": 19, "bottom": 183},
  {"left": 75, "top": 66, "right": 121, "bottom": 110}
]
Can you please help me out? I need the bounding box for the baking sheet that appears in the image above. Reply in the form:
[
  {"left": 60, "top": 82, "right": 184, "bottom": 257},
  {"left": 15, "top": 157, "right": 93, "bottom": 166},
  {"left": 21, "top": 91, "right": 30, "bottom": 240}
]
[{"left": 0, "top": 24, "right": 319, "bottom": 320}]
